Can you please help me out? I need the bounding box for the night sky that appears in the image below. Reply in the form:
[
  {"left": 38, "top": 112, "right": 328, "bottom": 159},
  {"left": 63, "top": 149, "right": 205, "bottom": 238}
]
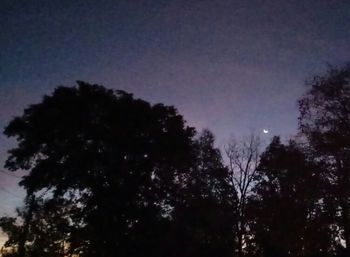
[{"left": 1, "top": 0, "right": 350, "bottom": 228}]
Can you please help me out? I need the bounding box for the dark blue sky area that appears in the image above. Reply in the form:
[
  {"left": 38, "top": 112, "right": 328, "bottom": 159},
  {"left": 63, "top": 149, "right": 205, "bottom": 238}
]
[{"left": 1, "top": 0, "right": 350, "bottom": 217}]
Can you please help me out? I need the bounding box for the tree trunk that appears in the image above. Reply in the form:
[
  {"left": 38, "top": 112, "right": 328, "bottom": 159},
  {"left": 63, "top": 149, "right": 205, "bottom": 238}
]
[
  {"left": 18, "top": 194, "right": 35, "bottom": 257},
  {"left": 341, "top": 200, "right": 350, "bottom": 252},
  {"left": 238, "top": 226, "right": 243, "bottom": 257},
  {"left": 337, "top": 155, "right": 350, "bottom": 254},
  {"left": 237, "top": 210, "right": 246, "bottom": 257}
]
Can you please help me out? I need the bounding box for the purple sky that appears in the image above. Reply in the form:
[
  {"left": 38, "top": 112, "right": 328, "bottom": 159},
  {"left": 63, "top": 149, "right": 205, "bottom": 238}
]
[{"left": 1, "top": 0, "right": 350, "bottom": 218}]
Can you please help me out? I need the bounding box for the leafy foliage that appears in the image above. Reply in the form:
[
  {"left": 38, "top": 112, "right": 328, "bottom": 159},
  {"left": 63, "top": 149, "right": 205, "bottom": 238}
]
[
  {"left": 299, "top": 65, "right": 350, "bottom": 254},
  {"left": 250, "top": 137, "right": 335, "bottom": 257},
  {"left": 1, "top": 82, "right": 236, "bottom": 257},
  {"left": 3, "top": 65, "right": 350, "bottom": 257}
]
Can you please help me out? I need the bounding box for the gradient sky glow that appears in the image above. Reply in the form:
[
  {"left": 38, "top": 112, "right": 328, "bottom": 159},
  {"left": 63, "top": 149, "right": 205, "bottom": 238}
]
[{"left": 1, "top": 0, "right": 350, "bottom": 222}]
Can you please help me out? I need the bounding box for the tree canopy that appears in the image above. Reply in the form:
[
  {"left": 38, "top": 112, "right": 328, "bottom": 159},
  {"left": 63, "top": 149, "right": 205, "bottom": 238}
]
[
  {"left": 1, "top": 82, "right": 236, "bottom": 257},
  {"left": 2, "top": 65, "right": 350, "bottom": 257},
  {"left": 298, "top": 65, "right": 350, "bottom": 255}
]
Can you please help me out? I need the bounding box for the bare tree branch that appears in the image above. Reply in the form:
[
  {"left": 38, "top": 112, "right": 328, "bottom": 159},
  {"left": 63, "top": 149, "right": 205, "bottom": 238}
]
[{"left": 225, "top": 133, "right": 261, "bottom": 257}]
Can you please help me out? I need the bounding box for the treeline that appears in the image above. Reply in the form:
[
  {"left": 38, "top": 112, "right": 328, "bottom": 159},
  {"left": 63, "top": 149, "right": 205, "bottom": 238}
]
[{"left": 1, "top": 65, "right": 350, "bottom": 257}]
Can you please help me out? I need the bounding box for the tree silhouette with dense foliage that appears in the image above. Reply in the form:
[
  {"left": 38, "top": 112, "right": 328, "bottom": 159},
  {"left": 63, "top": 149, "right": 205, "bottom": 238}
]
[
  {"left": 0, "top": 194, "right": 72, "bottom": 257},
  {"left": 171, "top": 130, "right": 238, "bottom": 257},
  {"left": 1, "top": 82, "right": 238, "bottom": 257},
  {"left": 3, "top": 65, "right": 350, "bottom": 257},
  {"left": 249, "top": 137, "right": 335, "bottom": 257},
  {"left": 299, "top": 65, "right": 350, "bottom": 254}
]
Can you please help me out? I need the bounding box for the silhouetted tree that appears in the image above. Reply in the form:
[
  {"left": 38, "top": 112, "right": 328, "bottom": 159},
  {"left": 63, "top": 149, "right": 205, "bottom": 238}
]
[
  {"left": 171, "top": 129, "right": 238, "bottom": 257},
  {"left": 3, "top": 82, "right": 196, "bottom": 257},
  {"left": 6, "top": 64, "right": 350, "bottom": 257},
  {"left": 2, "top": 82, "right": 242, "bottom": 257},
  {"left": 249, "top": 137, "right": 335, "bottom": 257},
  {"left": 299, "top": 65, "right": 350, "bottom": 254},
  {"left": 226, "top": 134, "right": 260, "bottom": 257},
  {"left": 0, "top": 193, "right": 72, "bottom": 257}
]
